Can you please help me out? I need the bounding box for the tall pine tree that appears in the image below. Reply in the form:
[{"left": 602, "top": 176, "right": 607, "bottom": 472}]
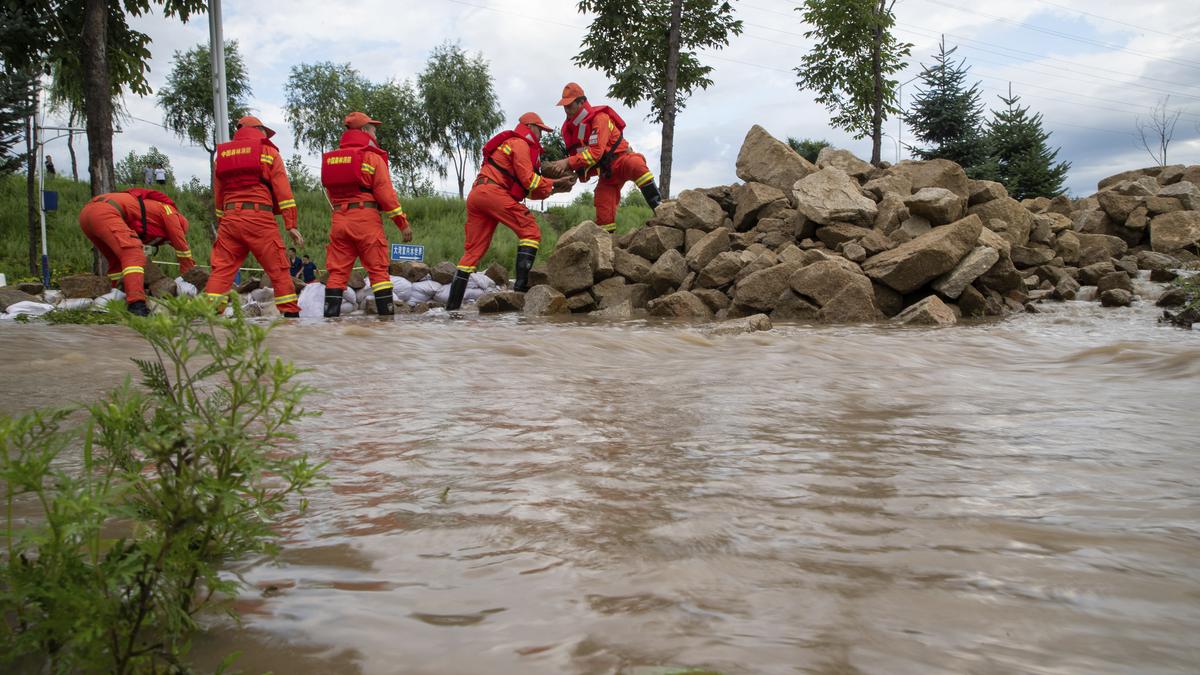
[
  {"left": 907, "top": 37, "right": 987, "bottom": 174},
  {"left": 981, "top": 88, "right": 1070, "bottom": 199}
]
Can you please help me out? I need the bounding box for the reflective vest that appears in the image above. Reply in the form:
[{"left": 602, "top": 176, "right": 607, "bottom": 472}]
[
  {"left": 480, "top": 124, "right": 543, "bottom": 201},
  {"left": 321, "top": 129, "right": 389, "bottom": 201},
  {"left": 562, "top": 103, "right": 627, "bottom": 178},
  {"left": 214, "top": 127, "right": 279, "bottom": 201}
]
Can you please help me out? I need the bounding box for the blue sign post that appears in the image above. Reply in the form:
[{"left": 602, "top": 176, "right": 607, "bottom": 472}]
[{"left": 390, "top": 244, "right": 425, "bottom": 262}]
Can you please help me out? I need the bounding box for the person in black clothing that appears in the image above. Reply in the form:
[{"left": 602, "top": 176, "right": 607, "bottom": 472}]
[
  {"left": 45, "top": 155, "right": 56, "bottom": 176},
  {"left": 301, "top": 255, "right": 317, "bottom": 283},
  {"left": 289, "top": 247, "right": 303, "bottom": 277}
]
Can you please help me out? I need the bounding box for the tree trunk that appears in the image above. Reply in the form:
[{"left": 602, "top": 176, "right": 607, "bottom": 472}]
[
  {"left": 660, "top": 0, "right": 683, "bottom": 201},
  {"left": 80, "top": 0, "right": 116, "bottom": 196},
  {"left": 870, "top": 1, "right": 884, "bottom": 166},
  {"left": 25, "top": 93, "right": 38, "bottom": 276},
  {"left": 68, "top": 109, "right": 80, "bottom": 181}
]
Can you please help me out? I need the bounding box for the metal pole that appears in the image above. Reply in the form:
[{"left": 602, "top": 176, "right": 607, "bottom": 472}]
[
  {"left": 36, "top": 84, "right": 50, "bottom": 288},
  {"left": 209, "top": 0, "right": 229, "bottom": 148}
]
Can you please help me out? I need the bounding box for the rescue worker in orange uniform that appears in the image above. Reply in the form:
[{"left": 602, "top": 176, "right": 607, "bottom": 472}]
[
  {"left": 77, "top": 188, "right": 195, "bottom": 316},
  {"left": 445, "top": 112, "right": 576, "bottom": 311},
  {"left": 205, "top": 115, "right": 304, "bottom": 316},
  {"left": 544, "top": 82, "right": 662, "bottom": 234},
  {"left": 320, "top": 111, "right": 413, "bottom": 317}
]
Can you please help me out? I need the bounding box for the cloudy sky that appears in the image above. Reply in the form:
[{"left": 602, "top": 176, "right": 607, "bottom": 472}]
[{"left": 40, "top": 0, "right": 1200, "bottom": 199}]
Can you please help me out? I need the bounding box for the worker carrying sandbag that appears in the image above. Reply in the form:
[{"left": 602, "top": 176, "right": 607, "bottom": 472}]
[
  {"left": 542, "top": 82, "right": 662, "bottom": 233},
  {"left": 320, "top": 111, "right": 414, "bottom": 317},
  {"left": 204, "top": 115, "right": 303, "bottom": 317},
  {"left": 77, "top": 188, "right": 195, "bottom": 316},
  {"left": 446, "top": 112, "right": 576, "bottom": 311}
]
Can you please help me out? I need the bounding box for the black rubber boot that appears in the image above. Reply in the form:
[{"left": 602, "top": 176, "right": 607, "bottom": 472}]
[
  {"left": 127, "top": 300, "right": 150, "bottom": 317},
  {"left": 374, "top": 288, "right": 394, "bottom": 316},
  {"left": 513, "top": 245, "right": 537, "bottom": 292},
  {"left": 282, "top": 311, "right": 300, "bottom": 318},
  {"left": 323, "top": 287, "right": 344, "bottom": 318},
  {"left": 445, "top": 270, "right": 470, "bottom": 311},
  {"left": 639, "top": 180, "right": 663, "bottom": 210}
]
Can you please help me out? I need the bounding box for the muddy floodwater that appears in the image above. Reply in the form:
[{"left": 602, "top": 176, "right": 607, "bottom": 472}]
[{"left": 1, "top": 300, "right": 1198, "bottom": 674}]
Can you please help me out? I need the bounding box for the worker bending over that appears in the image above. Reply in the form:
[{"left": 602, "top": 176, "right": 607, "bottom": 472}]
[
  {"left": 320, "top": 111, "right": 413, "bottom": 317},
  {"left": 446, "top": 112, "right": 575, "bottom": 310},
  {"left": 204, "top": 115, "right": 303, "bottom": 316},
  {"left": 77, "top": 188, "right": 195, "bottom": 316},
  {"left": 544, "top": 82, "right": 662, "bottom": 233}
]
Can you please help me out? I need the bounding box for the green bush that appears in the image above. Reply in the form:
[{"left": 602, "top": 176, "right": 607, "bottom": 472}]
[{"left": 0, "top": 298, "right": 322, "bottom": 673}]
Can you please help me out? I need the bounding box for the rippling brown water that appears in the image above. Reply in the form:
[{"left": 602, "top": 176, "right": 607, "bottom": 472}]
[{"left": 1, "top": 300, "right": 1198, "bottom": 674}]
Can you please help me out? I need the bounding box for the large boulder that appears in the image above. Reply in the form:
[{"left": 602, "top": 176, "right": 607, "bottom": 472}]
[
  {"left": 647, "top": 290, "right": 714, "bottom": 320},
  {"left": 710, "top": 313, "right": 773, "bottom": 335},
  {"left": 546, "top": 241, "right": 594, "bottom": 294},
  {"left": 686, "top": 227, "right": 732, "bottom": 272},
  {"left": 864, "top": 174, "right": 913, "bottom": 200},
  {"left": 484, "top": 262, "right": 509, "bottom": 288},
  {"left": 793, "top": 167, "right": 878, "bottom": 227},
  {"left": 968, "top": 180, "right": 1007, "bottom": 206},
  {"left": 430, "top": 262, "right": 456, "bottom": 285},
  {"left": 1054, "top": 230, "right": 1081, "bottom": 265},
  {"left": 558, "top": 220, "right": 614, "bottom": 279},
  {"left": 893, "top": 295, "right": 957, "bottom": 326},
  {"left": 967, "top": 197, "right": 1034, "bottom": 245},
  {"left": 1157, "top": 181, "right": 1200, "bottom": 210},
  {"left": 672, "top": 190, "right": 726, "bottom": 232},
  {"left": 861, "top": 214, "right": 983, "bottom": 293},
  {"left": 771, "top": 291, "right": 821, "bottom": 321},
  {"left": 1076, "top": 233, "right": 1128, "bottom": 265},
  {"left": 1149, "top": 211, "right": 1200, "bottom": 252},
  {"left": 1097, "top": 191, "right": 1141, "bottom": 223},
  {"left": 816, "top": 147, "right": 875, "bottom": 180},
  {"left": 613, "top": 248, "right": 653, "bottom": 284},
  {"left": 815, "top": 223, "right": 874, "bottom": 249},
  {"left": 60, "top": 274, "right": 112, "bottom": 299},
  {"left": 627, "top": 225, "right": 684, "bottom": 261},
  {"left": 789, "top": 260, "right": 873, "bottom": 306},
  {"left": 0, "top": 288, "right": 41, "bottom": 311},
  {"left": 931, "top": 246, "right": 999, "bottom": 299},
  {"left": 1010, "top": 244, "right": 1056, "bottom": 269},
  {"left": 904, "top": 187, "right": 965, "bottom": 225},
  {"left": 1100, "top": 288, "right": 1133, "bottom": 307},
  {"left": 648, "top": 248, "right": 689, "bottom": 293},
  {"left": 732, "top": 263, "right": 800, "bottom": 311},
  {"left": 696, "top": 251, "right": 743, "bottom": 288},
  {"left": 181, "top": 266, "right": 210, "bottom": 291},
  {"left": 735, "top": 124, "right": 818, "bottom": 195},
  {"left": 888, "top": 159, "right": 970, "bottom": 199},
  {"left": 817, "top": 283, "right": 880, "bottom": 323},
  {"left": 732, "top": 182, "right": 788, "bottom": 231},
  {"left": 523, "top": 285, "right": 569, "bottom": 316},
  {"left": 476, "top": 291, "right": 525, "bottom": 313},
  {"left": 1098, "top": 168, "right": 1154, "bottom": 191}
]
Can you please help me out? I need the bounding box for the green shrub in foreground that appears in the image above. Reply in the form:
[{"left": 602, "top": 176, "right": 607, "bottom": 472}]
[{"left": 0, "top": 297, "right": 322, "bottom": 673}]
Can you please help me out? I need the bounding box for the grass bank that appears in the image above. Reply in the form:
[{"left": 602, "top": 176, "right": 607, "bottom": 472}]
[{"left": 0, "top": 174, "right": 653, "bottom": 283}]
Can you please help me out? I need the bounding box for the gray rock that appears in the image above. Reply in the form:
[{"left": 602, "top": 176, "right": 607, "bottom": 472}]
[
  {"left": 815, "top": 223, "right": 874, "bottom": 249},
  {"left": 1097, "top": 191, "right": 1142, "bottom": 223},
  {"left": 932, "top": 246, "right": 1000, "bottom": 299},
  {"left": 771, "top": 290, "right": 821, "bottom": 321},
  {"left": 874, "top": 192, "right": 910, "bottom": 232},
  {"left": 710, "top": 313, "right": 773, "bottom": 335},
  {"left": 862, "top": 214, "right": 983, "bottom": 293},
  {"left": 789, "top": 260, "right": 874, "bottom": 306},
  {"left": 888, "top": 159, "right": 970, "bottom": 199},
  {"left": 959, "top": 285, "right": 989, "bottom": 317},
  {"left": 692, "top": 288, "right": 732, "bottom": 313},
  {"left": 627, "top": 225, "right": 685, "bottom": 261},
  {"left": 648, "top": 248, "right": 689, "bottom": 293},
  {"left": 792, "top": 167, "right": 878, "bottom": 227},
  {"left": 613, "top": 248, "right": 653, "bottom": 284},
  {"left": 732, "top": 182, "right": 788, "bottom": 231},
  {"left": 1078, "top": 262, "right": 1117, "bottom": 286},
  {"left": 429, "top": 262, "right": 456, "bottom": 285},
  {"left": 864, "top": 174, "right": 912, "bottom": 200},
  {"left": 646, "top": 290, "right": 714, "bottom": 320},
  {"left": 686, "top": 227, "right": 732, "bottom": 272},
  {"left": 1099, "top": 288, "right": 1133, "bottom": 307},
  {"left": 476, "top": 291, "right": 525, "bottom": 313},
  {"left": 59, "top": 274, "right": 112, "bottom": 299},
  {"left": 546, "top": 241, "right": 595, "bottom": 294},
  {"left": 1149, "top": 211, "right": 1200, "bottom": 253},
  {"left": 566, "top": 290, "right": 596, "bottom": 313},
  {"left": 523, "top": 285, "right": 569, "bottom": 315},
  {"left": 842, "top": 242, "right": 867, "bottom": 263},
  {"left": 1096, "top": 271, "right": 1134, "bottom": 295},
  {"left": 1156, "top": 181, "right": 1200, "bottom": 210},
  {"left": 816, "top": 146, "right": 875, "bottom": 180},
  {"left": 968, "top": 180, "right": 1007, "bottom": 206},
  {"left": 1010, "top": 244, "right": 1056, "bottom": 269},
  {"left": 1135, "top": 250, "right": 1179, "bottom": 271},
  {"left": 673, "top": 190, "right": 726, "bottom": 231},
  {"left": 733, "top": 263, "right": 800, "bottom": 311},
  {"left": 904, "top": 187, "right": 965, "bottom": 225},
  {"left": 484, "top": 262, "right": 509, "bottom": 288},
  {"left": 859, "top": 230, "right": 896, "bottom": 256},
  {"left": 818, "top": 283, "right": 880, "bottom": 323},
  {"left": 557, "top": 220, "right": 613, "bottom": 279},
  {"left": 735, "top": 124, "right": 819, "bottom": 195},
  {"left": 967, "top": 197, "right": 1034, "bottom": 245},
  {"left": 590, "top": 300, "right": 635, "bottom": 320},
  {"left": 182, "top": 267, "right": 210, "bottom": 290},
  {"left": 1076, "top": 233, "right": 1129, "bottom": 266},
  {"left": 894, "top": 295, "right": 957, "bottom": 326},
  {"left": 0, "top": 288, "right": 41, "bottom": 311},
  {"left": 1054, "top": 230, "right": 1081, "bottom": 265},
  {"left": 1156, "top": 287, "right": 1188, "bottom": 308},
  {"left": 873, "top": 282, "right": 905, "bottom": 317},
  {"left": 696, "top": 251, "right": 744, "bottom": 288}
]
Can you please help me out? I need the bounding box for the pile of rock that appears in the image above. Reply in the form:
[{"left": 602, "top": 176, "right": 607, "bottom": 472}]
[{"left": 512, "top": 125, "right": 1199, "bottom": 326}]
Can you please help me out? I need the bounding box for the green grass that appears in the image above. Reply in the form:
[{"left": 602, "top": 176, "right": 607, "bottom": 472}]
[{"left": 0, "top": 174, "right": 653, "bottom": 283}]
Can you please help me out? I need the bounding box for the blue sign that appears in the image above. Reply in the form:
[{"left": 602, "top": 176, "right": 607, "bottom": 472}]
[
  {"left": 42, "top": 190, "right": 58, "bottom": 212},
  {"left": 390, "top": 243, "right": 425, "bottom": 262}
]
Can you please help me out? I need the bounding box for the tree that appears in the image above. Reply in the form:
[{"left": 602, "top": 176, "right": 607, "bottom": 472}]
[
  {"left": 787, "top": 137, "right": 831, "bottom": 163},
  {"left": 285, "top": 155, "right": 319, "bottom": 193},
  {"left": 157, "top": 41, "right": 252, "bottom": 168},
  {"left": 115, "top": 146, "right": 173, "bottom": 186},
  {"left": 541, "top": 128, "right": 568, "bottom": 162},
  {"left": 980, "top": 89, "right": 1069, "bottom": 199},
  {"left": 795, "top": 0, "right": 912, "bottom": 165},
  {"left": 1135, "top": 96, "right": 1183, "bottom": 167},
  {"left": 0, "top": 62, "right": 36, "bottom": 179},
  {"left": 906, "top": 37, "right": 987, "bottom": 174},
  {"left": 285, "top": 61, "right": 436, "bottom": 196},
  {"left": 417, "top": 43, "right": 504, "bottom": 198},
  {"left": 575, "top": 0, "right": 743, "bottom": 199}
]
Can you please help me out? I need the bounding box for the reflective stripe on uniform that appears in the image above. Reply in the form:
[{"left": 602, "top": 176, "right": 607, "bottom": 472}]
[
  {"left": 260, "top": 154, "right": 274, "bottom": 164},
  {"left": 500, "top": 144, "right": 512, "bottom": 155},
  {"left": 635, "top": 171, "right": 655, "bottom": 187},
  {"left": 163, "top": 205, "right": 174, "bottom": 215},
  {"left": 579, "top": 148, "right": 596, "bottom": 167},
  {"left": 274, "top": 293, "right": 298, "bottom": 305},
  {"left": 526, "top": 174, "right": 541, "bottom": 194},
  {"left": 383, "top": 206, "right": 404, "bottom": 218},
  {"left": 215, "top": 209, "right": 225, "bottom": 217},
  {"left": 122, "top": 266, "right": 145, "bottom": 276},
  {"left": 361, "top": 163, "right": 376, "bottom": 175},
  {"left": 108, "top": 272, "right": 123, "bottom": 281},
  {"left": 278, "top": 199, "right": 297, "bottom": 210},
  {"left": 518, "top": 239, "right": 540, "bottom": 249},
  {"left": 599, "top": 223, "right": 617, "bottom": 233},
  {"left": 371, "top": 280, "right": 393, "bottom": 292},
  {"left": 176, "top": 250, "right": 193, "bottom": 258},
  {"left": 456, "top": 264, "right": 476, "bottom": 273}
]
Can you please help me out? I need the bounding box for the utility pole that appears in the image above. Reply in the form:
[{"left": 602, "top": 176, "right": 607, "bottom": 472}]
[{"left": 209, "top": 0, "right": 229, "bottom": 149}]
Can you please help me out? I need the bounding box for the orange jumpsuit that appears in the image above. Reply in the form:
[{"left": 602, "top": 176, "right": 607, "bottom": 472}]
[
  {"left": 205, "top": 128, "right": 300, "bottom": 314},
  {"left": 324, "top": 149, "right": 408, "bottom": 294},
  {"left": 78, "top": 191, "right": 195, "bottom": 303},
  {"left": 458, "top": 136, "right": 555, "bottom": 273},
  {"left": 566, "top": 109, "right": 654, "bottom": 233}
]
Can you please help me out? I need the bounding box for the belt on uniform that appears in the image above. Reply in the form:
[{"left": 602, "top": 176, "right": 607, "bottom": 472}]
[
  {"left": 223, "top": 202, "right": 274, "bottom": 212},
  {"left": 473, "top": 176, "right": 502, "bottom": 187},
  {"left": 338, "top": 201, "right": 378, "bottom": 210},
  {"left": 103, "top": 198, "right": 123, "bottom": 216}
]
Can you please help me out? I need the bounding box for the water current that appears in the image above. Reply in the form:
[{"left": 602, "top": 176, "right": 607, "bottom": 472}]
[{"left": 1, "top": 299, "right": 1197, "bottom": 674}]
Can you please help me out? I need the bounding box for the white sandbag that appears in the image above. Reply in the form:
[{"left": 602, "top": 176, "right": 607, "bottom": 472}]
[
  {"left": 468, "top": 272, "right": 497, "bottom": 292},
  {"left": 94, "top": 289, "right": 126, "bottom": 309},
  {"left": 341, "top": 301, "right": 356, "bottom": 314},
  {"left": 174, "top": 277, "right": 198, "bottom": 297},
  {"left": 44, "top": 289, "right": 63, "bottom": 304},
  {"left": 433, "top": 284, "right": 451, "bottom": 306},
  {"left": 342, "top": 288, "right": 357, "bottom": 305},
  {"left": 250, "top": 287, "right": 274, "bottom": 304},
  {"left": 409, "top": 280, "right": 442, "bottom": 305},
  {"left": 4, "top": 300, "right": 55, "bottom": 317},
  {"left": 463, "top": 287, "right": 485, "bottom": 304},
  {"left": 58, "top": 298, "right": 94, "bottom": 311},
  {"left": 390, "top": 276, "right": 412, "bottom": 303},
  {"left": 356, "top": 286, "right": 374, "bottom": 305},
  {"left": 297, "top": 282, "right": 326, "bottom": 318}
]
